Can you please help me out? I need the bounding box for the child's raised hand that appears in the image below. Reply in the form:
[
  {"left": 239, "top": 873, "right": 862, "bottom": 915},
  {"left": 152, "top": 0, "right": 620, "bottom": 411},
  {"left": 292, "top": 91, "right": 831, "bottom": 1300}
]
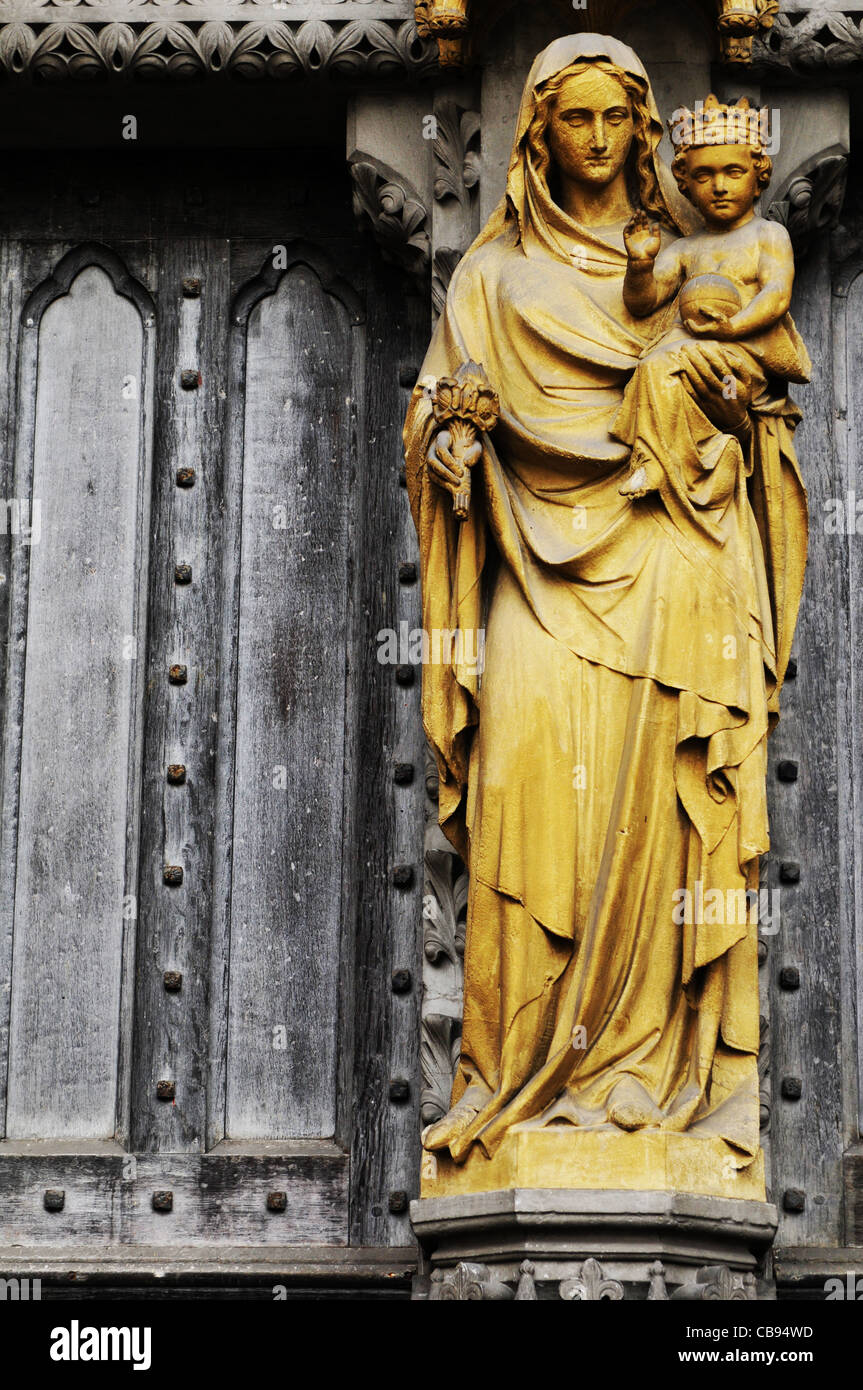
[{"left": 624, "top": 211, "right": 661, "bottom": 263}]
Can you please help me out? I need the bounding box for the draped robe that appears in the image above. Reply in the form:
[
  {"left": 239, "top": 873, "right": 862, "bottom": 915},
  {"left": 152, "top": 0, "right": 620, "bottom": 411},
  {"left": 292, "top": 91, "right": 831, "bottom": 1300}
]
[{"left": 403, "top": 35, "right": 808, "bottom": 1172}]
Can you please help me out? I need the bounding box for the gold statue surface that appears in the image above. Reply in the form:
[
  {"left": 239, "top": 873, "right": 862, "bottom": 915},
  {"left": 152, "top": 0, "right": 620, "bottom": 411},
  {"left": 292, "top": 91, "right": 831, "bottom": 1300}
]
[{"left": 404, "top": 34, "right": 808, "bottom": 1201}]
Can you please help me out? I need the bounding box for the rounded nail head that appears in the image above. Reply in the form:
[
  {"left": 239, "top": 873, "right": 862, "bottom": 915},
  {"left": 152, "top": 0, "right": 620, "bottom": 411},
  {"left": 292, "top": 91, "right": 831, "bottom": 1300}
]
[
  {"left": 152, "top": 1191, "right": 173, "bottom": 1213},
  {"left": 174, "top": 563, "right": 193, "bottom": 585},
  {"left": 399, "top": 562, "right": 418, "bottom": 584},
  {"left": 779, "top": 965, "right": 800, "bottom": 991},
  {"left": 395, "top": 663, "right": 415, "bottom": 687},
  {"left": 182, "top": 277, "right": 202, "bottom": 298},
  {"left": 267, "top": 1191, "right": 287, "bottom": 1213},
  {"left": 393, "top": 762, "right": 414, "bottom": 785},
  {"left": 388, "top": 1190, "right": 408, "bottom": 1214},
  {"left": 167, "top": 764, "right": 186, "bottom": 785},
  {"left": 783, "top": 1187, "right": 805, "bottom": 1213},
  {"left": 176, "top": 467, "right": 196, "bottom": 488},
  {"left": 757, "top": 938, "right": 768, "bottom": 965},
  {"left": 180, "top": 369, "right": 201, "bottom": 390},
  {"left": 392, "top": 968, "right": 412, "bottom": 994},
  {"left": 163, "top": 864, "right": 183, "bottom": 886},
  {"left": 779, "top": 861, "right": 800, "bottom": 884},
  {"left": 781, "top": 1076, "right": 803, "bottom": 1100},
  {"left": 156, "top": 1080, "right": 176, "bottom": 1101},
  {"left": 777, "top": 760, "right": 798, "bottom": 783},
  {"left": 44, "top": 1189, "right": 65, "bottom": 1212},
  {"left": 393, "top": 864, "right": 414, "bottom": 889},
  {"left": 169, "top": 664, "right": 188, "bottom": 684},
  {"left": 164, "top": 970, "right": 183, "bottom": 993}
]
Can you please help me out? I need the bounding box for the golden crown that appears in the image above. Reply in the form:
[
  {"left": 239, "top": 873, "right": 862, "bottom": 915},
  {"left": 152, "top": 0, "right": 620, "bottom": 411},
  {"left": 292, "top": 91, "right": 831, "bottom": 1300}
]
[{"left": 669, "top": 94, "right": 769, "bottom": 153}]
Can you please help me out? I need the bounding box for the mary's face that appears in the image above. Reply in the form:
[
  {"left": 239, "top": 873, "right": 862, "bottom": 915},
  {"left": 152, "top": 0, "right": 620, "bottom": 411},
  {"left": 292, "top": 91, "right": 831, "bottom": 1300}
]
[{"left": 545, "top": 70, "right": 634, "bottom": 189}]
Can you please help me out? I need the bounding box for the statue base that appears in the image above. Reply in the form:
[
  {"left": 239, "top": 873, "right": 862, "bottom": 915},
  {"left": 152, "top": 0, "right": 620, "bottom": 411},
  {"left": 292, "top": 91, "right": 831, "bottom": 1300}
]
[
  {"left": 420, "top": 1130, "right": 765, "bottom": 1202},
  {"left": 410, "top": 1187, "right": 778, "bottom": 1301}
]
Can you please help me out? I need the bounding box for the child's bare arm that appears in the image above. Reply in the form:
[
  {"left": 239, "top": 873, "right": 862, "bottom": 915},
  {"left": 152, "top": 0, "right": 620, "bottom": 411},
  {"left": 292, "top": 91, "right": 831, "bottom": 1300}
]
[
  {"left": 693, "top": 222, "right": 794, "bottom": 340},
  {"left": 623, "top": 212, "right": 684, "bottom": 317}
]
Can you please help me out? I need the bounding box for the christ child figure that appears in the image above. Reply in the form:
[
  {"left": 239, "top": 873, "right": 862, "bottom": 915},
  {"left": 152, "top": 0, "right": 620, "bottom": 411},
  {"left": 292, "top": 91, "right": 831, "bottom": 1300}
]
[{"left": 615, "top": 95, "right": 800, "bottom": 500}]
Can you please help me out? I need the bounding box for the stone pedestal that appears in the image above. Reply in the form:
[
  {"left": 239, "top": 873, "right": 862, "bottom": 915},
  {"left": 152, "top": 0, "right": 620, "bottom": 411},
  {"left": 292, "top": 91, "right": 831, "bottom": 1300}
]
[
  {"left": 410, "top": 1189, "right": 778, "bottom": 1300},
  {"left": 420, "top": 1130, "right": 766, "bottom": 1202}
]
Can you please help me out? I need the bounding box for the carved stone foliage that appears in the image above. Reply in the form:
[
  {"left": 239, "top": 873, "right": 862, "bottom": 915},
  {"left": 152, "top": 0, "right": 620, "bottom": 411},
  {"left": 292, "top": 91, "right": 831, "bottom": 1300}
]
[
  {"left": 420, "top": 745, "right": 466, "bottom": 1124},
  {"left": 0, "top": 14, "right": 436, "bottom": 78},
  {"left": 767, "top": 153, "right": 849, "bottom": 256},
  {"left": 753, "top": 9, "right": 863, "bottom": 71},
  {"left": 560, "top": 1258, "right": 625, "bottom": 1301},
  {"left": 349, "top": 154, "right": 430, "bottom": 281},
  {"left": 431, "top": 99, "right": 480, "bottom": 316},
  {"left": 426, "top": 1258, "right": 759, "bottom": 1300}
]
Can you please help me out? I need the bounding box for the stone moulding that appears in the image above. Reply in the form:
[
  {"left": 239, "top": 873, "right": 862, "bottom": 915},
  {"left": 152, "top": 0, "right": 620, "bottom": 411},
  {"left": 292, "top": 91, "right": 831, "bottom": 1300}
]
[{"left": 0, "top": 11, "right": 437, "bottom": 78}]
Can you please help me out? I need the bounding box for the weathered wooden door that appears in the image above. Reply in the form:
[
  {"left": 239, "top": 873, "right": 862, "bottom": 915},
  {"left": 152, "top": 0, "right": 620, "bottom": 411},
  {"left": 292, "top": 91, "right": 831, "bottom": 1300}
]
[{"left": 0, "top": 148, "right": 425, "bottom": 1285}]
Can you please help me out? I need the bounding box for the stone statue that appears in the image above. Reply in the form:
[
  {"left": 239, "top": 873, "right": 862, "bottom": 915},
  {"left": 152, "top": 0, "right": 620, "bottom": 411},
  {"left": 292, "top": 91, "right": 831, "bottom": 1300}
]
[{"left": 403, "top": 34, "right": 808, "bottom": 1200}]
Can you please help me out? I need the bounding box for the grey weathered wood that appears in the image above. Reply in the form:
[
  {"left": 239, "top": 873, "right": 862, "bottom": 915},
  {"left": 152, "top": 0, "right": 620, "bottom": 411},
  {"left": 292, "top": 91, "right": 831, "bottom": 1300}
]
[
  {"left": 768, "top": 240, "right": 844, "bottom": 1247},
  {"left": 5, "top": 258, "right": 154, "bottom": 1139},
  {"left": 0, "top": 237, "right": 26, "bottom": 1130},
  {"left": 841, "top": 266, "right": 863, "bottom": 1155},
  {"left": 130, "top": 238, "right": 230, "bottom": 1155},
  {"left": 0, "top": 1141, "right": 348, "bottom": 1247},
  {"left": 224, "top": 260, "right": 357, "bottom": 1140},
  {"left": 0, "top": 151, "right": 426, "bottom": 1261},
  {"left": 349, "top": 260, "right": 426, "bottom": 1245}
]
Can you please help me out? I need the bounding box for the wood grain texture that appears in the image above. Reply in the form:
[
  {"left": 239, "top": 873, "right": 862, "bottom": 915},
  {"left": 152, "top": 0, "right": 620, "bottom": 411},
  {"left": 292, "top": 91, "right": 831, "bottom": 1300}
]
[
  {"left": 0, "top": 238, "right": 26, "bottom": 1130},
  {"left": 131, "top": 239, "right": 230, "bottom": 1155},
  {"left": 225, "top": 263, "right": 356, "bottom": 1140},
  {"left": 768, "top": 242, "right": 844, "bottom": 1248},
  {"left": 348, "top": 258, "right": 426, "bottom": 1246},
  {"left": 6, "top": 260, "right": 153, "bottom": 1139},
  {"left": 0, "top": 1143, "right": 348, "bottom": 1247}
]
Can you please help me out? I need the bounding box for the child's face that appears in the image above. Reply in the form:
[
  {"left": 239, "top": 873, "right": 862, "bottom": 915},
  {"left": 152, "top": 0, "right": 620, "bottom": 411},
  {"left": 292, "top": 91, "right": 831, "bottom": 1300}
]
[{"left": 682, "top": 144, "right": 759, "bottom": 225}]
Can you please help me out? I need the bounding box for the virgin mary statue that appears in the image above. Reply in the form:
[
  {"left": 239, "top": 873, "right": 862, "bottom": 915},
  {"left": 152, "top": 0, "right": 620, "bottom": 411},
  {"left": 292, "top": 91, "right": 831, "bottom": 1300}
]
[{"left": 403, "top": 34, "right": 807, "bottom": 1193}]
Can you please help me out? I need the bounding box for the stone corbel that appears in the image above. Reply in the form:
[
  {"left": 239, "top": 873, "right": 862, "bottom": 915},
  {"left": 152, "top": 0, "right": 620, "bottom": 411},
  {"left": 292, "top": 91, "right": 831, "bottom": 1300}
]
[
  {"left": 348, "top": 154, "right": 431, "bottom": 282},
  {"left": 415, "top": 0, "right": 471, "bottom": 69},
  {"left": 762, "top": 89, "right": 850, "bottom": 257},
  {"left": 767, "top": 148, "right": 849, "bottom": 256},
  {"left": 717, "top": 0, "right": 779, "bottom": 65},
  {"left": 347, "top": 93, "right": 435, "bottom": 288}
]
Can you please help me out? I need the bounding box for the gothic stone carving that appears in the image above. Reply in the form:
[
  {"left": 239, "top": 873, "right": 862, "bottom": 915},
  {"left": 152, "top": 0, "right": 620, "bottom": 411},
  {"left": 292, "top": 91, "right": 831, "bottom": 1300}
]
[
  {"left": 753, "top": 9, "right": 863, "bottom": 71},
  {"left": 767, "top": 152, "right": 849, "bottom": 255},
  {"left": 0, "top": 13, "right": 436, "bottom": 79},
  {"left": 428, "top": 1259, "right": 758, "bottom": 1300},
  {"left": 349, "top": 154, "right": 431, "bottom": 281}
]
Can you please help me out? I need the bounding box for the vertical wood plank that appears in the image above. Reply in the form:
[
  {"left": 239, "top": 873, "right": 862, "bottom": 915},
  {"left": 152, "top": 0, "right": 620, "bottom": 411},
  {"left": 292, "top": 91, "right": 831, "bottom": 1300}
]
[
  {"left": 0, "top": 238, "right": 25, "bottom": 1131},
  {"left": 768, "top": 242, "right": 844, "bottom": 1245},
  {"left": 131, "top": 239, "right": 230, "bottom": 1154},
  {"left": 6, "top": 263, "right": 152, "bottom": 1139},
  {"left": 224, "top": 262, "right": 355, "bottom": 1140},
  {"left": 349, "top": 261, "right": 426, "bottom": 1245}
]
